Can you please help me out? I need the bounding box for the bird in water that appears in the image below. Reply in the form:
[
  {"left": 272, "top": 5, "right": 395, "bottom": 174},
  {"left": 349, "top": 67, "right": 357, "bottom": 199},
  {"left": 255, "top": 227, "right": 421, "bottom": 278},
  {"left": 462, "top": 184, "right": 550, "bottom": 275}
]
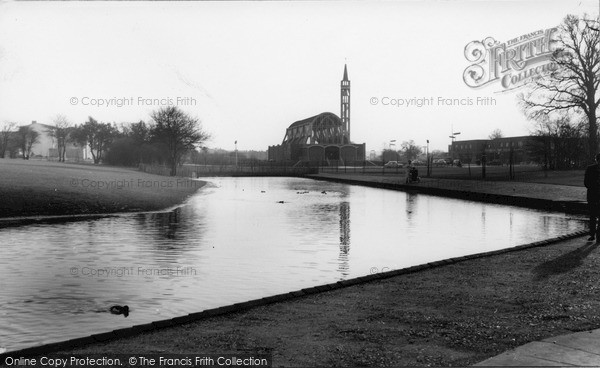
[{"left": 110, "top": 305, "right": 129, "bottom": 317}]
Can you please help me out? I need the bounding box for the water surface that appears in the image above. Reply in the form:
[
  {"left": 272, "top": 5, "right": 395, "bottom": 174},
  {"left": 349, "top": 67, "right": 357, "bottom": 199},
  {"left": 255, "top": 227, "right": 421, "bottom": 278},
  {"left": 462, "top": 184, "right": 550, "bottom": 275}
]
[{"left": 0, "top": 177, "right": 584, "bottom": 352}]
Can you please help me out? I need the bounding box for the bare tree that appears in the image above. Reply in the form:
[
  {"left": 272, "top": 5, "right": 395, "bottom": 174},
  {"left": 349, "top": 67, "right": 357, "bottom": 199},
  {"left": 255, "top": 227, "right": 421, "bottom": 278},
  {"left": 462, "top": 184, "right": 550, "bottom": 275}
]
[
  {"left": 520, "top": 14, "right": 600, "bottom": 160},
  {"left": 48, "top": 114, "right": 72, "bottom": 162},
  {"left": 527, "top": 115, "right": 586, "bottom": 169},
  {"left": 17, "top": 126, "right": 40, "bottom": 159},
  {"left": 150, "top": 106, "right": 210, "bottom": 176},
  {"left": 488, "top": 128, "right": 504, "bottom": 140},
  {"left": 71, "top": 117, "right": 118, "bottom": 164},
  {"left": 585, "top": 17, "right": 599, "bottom": 33},
  {"left": 0, "top": 122, "right": 16, "bottom": 158},
  {"left": 400, "top": 140, "right": 422, "bottom": 162}
]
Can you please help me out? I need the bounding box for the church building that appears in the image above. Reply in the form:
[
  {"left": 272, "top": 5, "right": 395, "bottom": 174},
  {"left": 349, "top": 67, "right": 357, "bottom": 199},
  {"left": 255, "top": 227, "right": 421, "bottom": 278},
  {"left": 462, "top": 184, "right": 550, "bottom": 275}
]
[{"left": 268, "top": 65, "right": 366, "bottom": 164}]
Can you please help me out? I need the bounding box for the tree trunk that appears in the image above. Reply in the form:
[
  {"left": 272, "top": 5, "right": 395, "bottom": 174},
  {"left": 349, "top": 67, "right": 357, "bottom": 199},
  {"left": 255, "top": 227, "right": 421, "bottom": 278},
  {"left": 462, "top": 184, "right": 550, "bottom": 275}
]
[
  {"left": 91, "top": 149, "right": 98, "bottom": 164},
  {"left": 59, "top": 142, "right": 66, "bottom": 162},
  {"left": 590, "top": 112, "right": 598, "bottom": 161}
]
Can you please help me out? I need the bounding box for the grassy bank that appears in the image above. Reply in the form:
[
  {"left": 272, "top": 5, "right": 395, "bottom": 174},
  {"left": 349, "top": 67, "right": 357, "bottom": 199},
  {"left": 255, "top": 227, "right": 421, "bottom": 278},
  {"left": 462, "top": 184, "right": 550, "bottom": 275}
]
[
  {"left": 0, "top": 159, "right": 205, "bottom": 219},
  {"left": 321, "top": 165, "right": 586, "bottom": 186}
]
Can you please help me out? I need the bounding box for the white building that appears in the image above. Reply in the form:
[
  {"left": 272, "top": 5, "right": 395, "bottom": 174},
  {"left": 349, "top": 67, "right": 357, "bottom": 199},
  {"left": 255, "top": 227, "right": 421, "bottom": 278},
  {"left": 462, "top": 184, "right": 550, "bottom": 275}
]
[{"left": 20, "top": 121, "right": 90, "bottom": 161}]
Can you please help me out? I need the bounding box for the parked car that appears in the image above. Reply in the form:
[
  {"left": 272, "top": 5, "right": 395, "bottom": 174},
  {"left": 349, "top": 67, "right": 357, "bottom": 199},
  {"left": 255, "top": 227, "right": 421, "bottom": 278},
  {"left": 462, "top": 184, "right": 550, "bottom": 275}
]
[
  {"left": 384, "top": 161, "right": 403, "bottom": 168},
  {"left": 411, "top": 160, "right": 424, "bottom": 166},
  {"left": 434, "top": 159, "right": 447, "bottom": 166},
  {"left": 453, "top": 159, "right": 462, "bottom": 167}
]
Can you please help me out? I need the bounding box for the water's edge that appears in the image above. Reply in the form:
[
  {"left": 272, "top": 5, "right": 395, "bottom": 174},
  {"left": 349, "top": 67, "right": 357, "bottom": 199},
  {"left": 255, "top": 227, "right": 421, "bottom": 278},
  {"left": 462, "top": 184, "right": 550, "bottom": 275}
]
[
  {"left": 0, "top": 180, "right": 208, "bottom": 228},
  {"left": 0, "top": 229, "right": 587, "bottom": 358},
  {"left": 0, "top": 190, "right": 203, "bottom": 228},
  {"left": 308, "top": 174, "right": 589, "bottom": 215}
]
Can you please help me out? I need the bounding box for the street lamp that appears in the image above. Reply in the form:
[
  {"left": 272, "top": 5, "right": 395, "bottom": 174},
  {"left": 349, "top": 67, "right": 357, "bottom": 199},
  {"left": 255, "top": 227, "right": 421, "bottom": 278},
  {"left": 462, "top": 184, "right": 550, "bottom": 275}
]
[
  {"left": 234, "top": 140, "right": 238, "bottom": 167},
  {"left": 449, "top": 132, "right": 461, "bottom": 159},
  {"left": 389, "top": 140, "right": 397, "bottom": 161},
  {"left": 426, "top": 139, "right": 430, "bottom": 177}
]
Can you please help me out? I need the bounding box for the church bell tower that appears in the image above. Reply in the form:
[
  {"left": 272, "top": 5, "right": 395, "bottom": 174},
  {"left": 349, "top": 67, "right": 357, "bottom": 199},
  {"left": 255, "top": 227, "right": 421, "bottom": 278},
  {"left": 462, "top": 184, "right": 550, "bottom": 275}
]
[{"left": 341, "top": 64, "right": 350, "bottom": 144}]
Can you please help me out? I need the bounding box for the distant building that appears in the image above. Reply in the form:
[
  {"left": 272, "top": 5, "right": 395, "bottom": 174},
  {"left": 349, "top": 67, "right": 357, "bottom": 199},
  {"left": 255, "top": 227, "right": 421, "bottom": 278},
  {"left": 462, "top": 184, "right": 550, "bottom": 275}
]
[
  {"left": 450, "top": 136, "right": 535, "bottom": 164},
  {"left": 268, "top": 65, "right": 366, "bottom": 163},
  {"left": 26, "top": 121, "right": 55, "bottom": 158},
  {"left": 16, "top": 121, "right": 88, "bottom": 161}
]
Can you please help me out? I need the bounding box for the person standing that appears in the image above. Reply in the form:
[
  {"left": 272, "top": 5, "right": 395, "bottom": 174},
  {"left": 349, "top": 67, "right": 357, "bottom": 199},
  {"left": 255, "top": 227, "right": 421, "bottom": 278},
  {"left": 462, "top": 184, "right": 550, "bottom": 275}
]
[{"left": 584, "top": 153, "right": 600, "bottom": 241}]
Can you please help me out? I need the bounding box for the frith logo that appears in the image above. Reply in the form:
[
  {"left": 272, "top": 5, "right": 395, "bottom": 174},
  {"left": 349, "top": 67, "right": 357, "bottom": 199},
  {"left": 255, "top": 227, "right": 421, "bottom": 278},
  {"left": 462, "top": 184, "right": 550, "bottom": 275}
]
[{"left": 463, "top": 27, "right": 558, "bottom": 91}]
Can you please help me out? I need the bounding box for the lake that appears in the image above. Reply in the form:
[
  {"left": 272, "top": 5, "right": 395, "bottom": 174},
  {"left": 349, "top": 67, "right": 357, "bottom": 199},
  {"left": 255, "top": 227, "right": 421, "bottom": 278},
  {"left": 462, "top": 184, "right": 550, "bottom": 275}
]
[{"left": 0, "top": 176, "right": 585, "bottom": 353}]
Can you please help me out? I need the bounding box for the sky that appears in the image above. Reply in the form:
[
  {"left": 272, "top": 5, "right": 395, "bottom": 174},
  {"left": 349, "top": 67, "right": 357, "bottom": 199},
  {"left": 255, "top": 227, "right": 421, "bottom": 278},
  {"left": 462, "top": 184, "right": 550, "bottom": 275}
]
[{"left": 0, "top": 0, "right": 599, "bottom": 153}]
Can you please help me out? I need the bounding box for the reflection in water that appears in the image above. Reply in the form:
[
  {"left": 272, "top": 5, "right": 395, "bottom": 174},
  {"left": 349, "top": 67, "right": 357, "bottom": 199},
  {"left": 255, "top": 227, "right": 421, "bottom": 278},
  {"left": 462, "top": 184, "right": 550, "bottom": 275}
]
[
  {"left": 405, "top": 192, "right": 418, "bottom": 223},
  {"left": 149, "top": 208, "right": 182, "bottom": 240},
  {"left": 0, "top": 176, "right": 585, "bottom": 353},
  {"left": 132, "top": 206, "right": 208, "bottom": 263},
  {"left": 338, "top": 201, "right": 350, "bottom": 277},
  {"left": 481, "top": 206, "right": 487, "bottom": 228}
]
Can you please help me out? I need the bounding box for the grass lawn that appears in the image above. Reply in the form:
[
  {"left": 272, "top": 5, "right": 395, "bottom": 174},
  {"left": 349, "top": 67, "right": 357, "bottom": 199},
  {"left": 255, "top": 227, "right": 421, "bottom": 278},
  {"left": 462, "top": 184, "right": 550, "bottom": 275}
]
[
  {"left": 0, "top": 159, "right": 205, "bottom": 219},
  {"left": 325, "top": 165, "right": 587, "bottom": 186}
]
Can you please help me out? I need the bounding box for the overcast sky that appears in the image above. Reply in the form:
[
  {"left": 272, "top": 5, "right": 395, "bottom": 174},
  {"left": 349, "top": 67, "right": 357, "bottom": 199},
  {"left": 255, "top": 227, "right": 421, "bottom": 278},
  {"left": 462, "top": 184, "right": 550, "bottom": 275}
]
[{"left": 0, "top": 0, "right": 598, "bottom": 153}]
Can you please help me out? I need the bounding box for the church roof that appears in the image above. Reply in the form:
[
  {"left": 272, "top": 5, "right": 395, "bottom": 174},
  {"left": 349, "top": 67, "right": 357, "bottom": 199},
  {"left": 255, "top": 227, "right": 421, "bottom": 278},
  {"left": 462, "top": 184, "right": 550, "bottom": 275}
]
[{"left": 287, "top": 112, "right": 340, "bottom": 129}]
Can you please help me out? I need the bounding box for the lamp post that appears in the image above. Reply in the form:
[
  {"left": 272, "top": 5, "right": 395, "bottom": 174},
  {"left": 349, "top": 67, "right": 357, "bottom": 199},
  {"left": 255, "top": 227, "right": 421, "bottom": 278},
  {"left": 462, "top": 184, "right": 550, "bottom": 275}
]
[
  {"left": 389, "top": 140, "right": 397, "bottom": 173},
  {"left": 454, "top": 132, "right": 461, "bottom": 164},
  {"left": 235, "top": 140, "right": 238, "bottom": 168},
  {"left": 389, "top": 140, "right": 396, "bottom": 161},
  {"left": 449, "top": 132, "right": 461, "bottom": 161},
  {"left": 426, "top": 139, "right": 430, "bottom": 177}
]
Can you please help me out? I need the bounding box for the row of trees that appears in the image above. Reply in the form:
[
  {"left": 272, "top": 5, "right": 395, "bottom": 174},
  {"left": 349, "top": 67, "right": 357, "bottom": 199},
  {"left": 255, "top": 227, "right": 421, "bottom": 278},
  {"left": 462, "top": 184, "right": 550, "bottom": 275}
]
[
  {"left": 527, "top": 116, "right": 588, "bottom": 169},
  {"left": 0, "top": 106, "right": 210, "bottom": 176},
  {"left": 104, "top": 107, "right": 210, "bottom": 175}
]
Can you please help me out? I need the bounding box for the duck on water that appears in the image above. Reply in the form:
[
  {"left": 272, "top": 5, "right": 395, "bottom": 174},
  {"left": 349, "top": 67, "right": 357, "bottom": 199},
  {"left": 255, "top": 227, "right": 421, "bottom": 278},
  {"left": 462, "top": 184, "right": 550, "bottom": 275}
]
[{"left": 109, "top": 305, "right": 129, "bottom": 317}]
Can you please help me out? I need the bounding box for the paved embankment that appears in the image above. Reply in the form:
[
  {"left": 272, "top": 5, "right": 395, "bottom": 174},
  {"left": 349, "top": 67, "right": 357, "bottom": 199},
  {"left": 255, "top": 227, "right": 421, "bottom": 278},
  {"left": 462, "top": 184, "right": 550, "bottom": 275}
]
[{"left": 475, "top": 328, "right": 600, "bottom": 366}]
